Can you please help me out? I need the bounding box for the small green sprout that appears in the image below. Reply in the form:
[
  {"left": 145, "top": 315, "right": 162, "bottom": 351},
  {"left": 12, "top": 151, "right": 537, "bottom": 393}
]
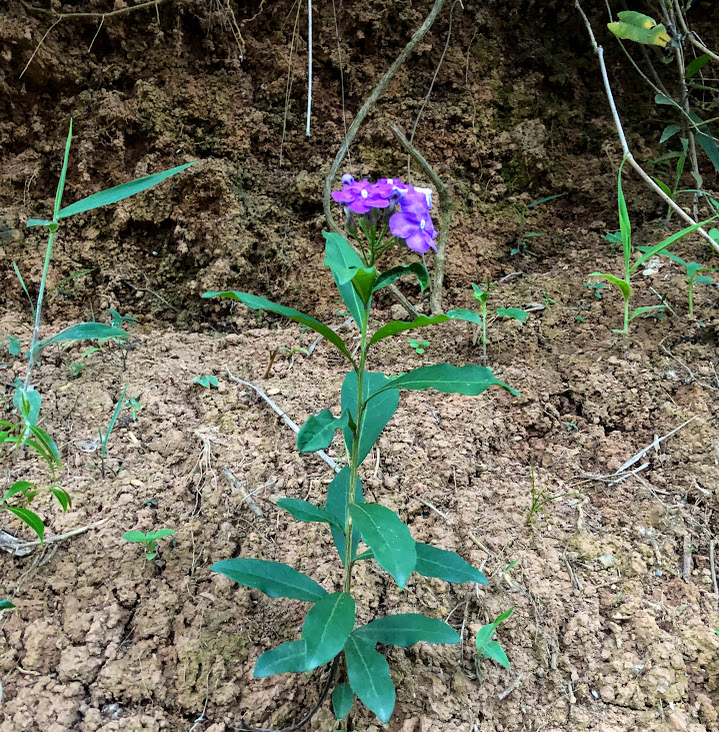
[
  {"left": 512, "top": 194, "right": 563, "bottom": 256},
  {"left": 472, "top": 279, "right": 529, "bottom": 366},
  {"left": 475, "top": 607, "right": 513, "bottom": 670},
  {"left": 408, "top": 338, "right": 429, "bottom": 355},
  {"left": 0, "top": 599, "right": 16, "bottom": 611},
  {"left": 70, "top": 362, "right": 84, "bottom": 377},
  {"left": 584, "top": 281, "right": 606, "bottom": 300},
  {"left": 98, "top": 384, "right": 128, "bottom": 478},
  {"left": 122, "top": 528, "right": 175, "bottom": 560},
  {"left": 193, "top": 375, "right": 219, "bottom": 389},
  {"left": 526, "top": 458, "right": 578, "bottom": 526},
  {"left": 125, "top": 396, "right": 143, "bottom": 420},
  {"left": 3, "top": 335, "right": 22, "bottom": 356},
  {"left": 601, "top": 230, "right": 622, "bottom": 245}
]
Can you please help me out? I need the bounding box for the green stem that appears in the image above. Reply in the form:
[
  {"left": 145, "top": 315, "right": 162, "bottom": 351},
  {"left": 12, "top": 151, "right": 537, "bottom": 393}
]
[
  {"left": 623, "top": 293, "right": 630, "bottom": 335},
  {"left": 688, "top": 279, "right": 694, "bottom": 316},
  {"left": 343, "top": 301, "right": 369, "bottom": 593},
  {"left": 481, "top": 302, "right": 487, "bottom": 368},
  {"left": 24, "top": 227, "right": 56, "bottom": 390}
]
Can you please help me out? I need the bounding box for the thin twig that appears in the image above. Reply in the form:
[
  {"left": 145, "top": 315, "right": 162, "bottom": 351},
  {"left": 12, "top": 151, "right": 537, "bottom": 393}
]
[
  {"left": 682, "top": 532, "right": 692, "bottom": 582},
  {"left": 0, "top": 518, "right": 109, "bottom": 554},
  {"left": 390, "top": 123, "right": 452, "bottom": 313},
  {"left": 222, "top": 467, "right": 264, "bottom": 517},
  {"left": 710, "top": 540, "right": 718, "bottom": 597},
  {"left": 614, "top": 416, "right": 697, "bottom": 474},
  {"left": 224, "top": 365, "right": 339, "bottom": 473},
  {"left": 574, "top": 0, "right": 719, "bottom": 254}
]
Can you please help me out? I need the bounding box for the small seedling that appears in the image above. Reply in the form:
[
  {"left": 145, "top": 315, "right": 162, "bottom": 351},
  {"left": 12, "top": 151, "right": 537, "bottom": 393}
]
[
  {"left": 70, "top": 362, "right": 85, "bottom": 377},
  {"left": 122, "top": 528, "right": 175, "bottom": 560},
  {"left": 589, "top": 159, "right": 713, "bottom": 335},
  {"left": 584, "top": 282, "right": 606, "bottom": 300},
  {"left": 526, "top": 459, "right": 577, "bottom": 527},
  {"left": 0, "top": 599, "right": 16, "bottom": 611},
  {"left": 563, "top": 419, "right": 579, "bottom": 432},
  {"left": 3, "top": 335, "right": 21, "bottom": 356},
  {"left": 472, "top": 279, "right": 529, "bottom": 366},
  {"left": 193, "top": 375, "right": 219, "bottom": 389},
  {"left": 542, "top": 291, "right": 555, "bottom": 310},
  {"left": 125, "top": 397, "right": 143, "bottom": 420},
  {"left": 408, "top": 338, "right": 429, "bottom": 355},
  {"left": 98, "top": 384, "right": 128, "bottom": 478},
  {"left": 601, "top": 230, "right": 622, "bottom": 245},
  {"left": 638, "top": 248, "right": 716, "bottom": 317},
  {"left": 475, "top": 607, "right": 513, "bottom": 670}
]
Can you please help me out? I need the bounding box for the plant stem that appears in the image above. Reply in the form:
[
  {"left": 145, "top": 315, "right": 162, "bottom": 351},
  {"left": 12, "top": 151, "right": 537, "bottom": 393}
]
[
  {"left": 623, "top": 295, "right": 630, "bottom": 336},
  {"left": 481, "top": 302, "right": 487, "bottom": 368},
  {"left": 343, "top": 302, "right": 369, "bottom": 593},
  {"left": 688, "top": 280, "right": 694, "bottom": 317},
  {"left": 24, "top": 228, "right": 55, "bottom": 390}
]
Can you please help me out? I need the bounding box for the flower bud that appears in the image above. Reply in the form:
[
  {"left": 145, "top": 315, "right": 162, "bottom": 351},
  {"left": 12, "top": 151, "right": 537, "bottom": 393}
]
[{"left": 341, "top": 174, "right": 355, "bottom": 187}]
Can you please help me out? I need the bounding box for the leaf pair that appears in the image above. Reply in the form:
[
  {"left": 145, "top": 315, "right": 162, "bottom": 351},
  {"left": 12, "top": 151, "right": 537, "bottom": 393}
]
[{"left": 608, "top": 11, "right": 670, "bottom": 48}]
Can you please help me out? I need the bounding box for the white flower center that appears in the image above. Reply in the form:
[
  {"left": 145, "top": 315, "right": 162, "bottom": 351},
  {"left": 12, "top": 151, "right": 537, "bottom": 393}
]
[
  {"left": 420, "top": 219, "right": 426, "bottom": 230},
  {"left": 361, "top": 190, "right": 368, "bottom": 198}
]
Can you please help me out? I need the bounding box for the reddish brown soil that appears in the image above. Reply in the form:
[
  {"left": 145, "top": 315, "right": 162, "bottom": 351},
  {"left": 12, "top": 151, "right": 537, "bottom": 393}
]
[{"left": 2, "top": 0, "right": 719, "bottom": 730}]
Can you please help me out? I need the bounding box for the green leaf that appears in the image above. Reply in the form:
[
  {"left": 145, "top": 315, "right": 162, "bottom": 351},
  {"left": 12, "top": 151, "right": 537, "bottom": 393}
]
[
  {"left": 297, "top": 409, "right": 349, "bottom": 453},
  {"left": 686, "top": 54, "right": 710, "bottom": 79},
  {"left": 26, "top": 219, "right": 52, "bottom": 228},
  {"left": 332, "top": 683, "right": 354, "bottom": 720},
  {"left": 325, "top": 467, "right": 364, "bottom": 563},
  {"left": 372, "top": 263, "right": 429, "bottom": 293},
  {"left": 629, "top": 304, "right": 665, "bottom": 321},
  {"left": 49, "top": 487, "right": 71, "bottom": 512},
  {"left": 353, "top": 614, "right": 460, "bottom": 647},
  {"left": 14, "top": 387, "right": 41, "bottom": 426},
  {"left": 254, "top": 640, "right": 307, "bottom": 678},
  {"left": 277, "top": 498, "right": 343, "bottom": 531},
  {"left": 588, "top": 272, "right": 631, "bottom": 300},
  {"left": 687, "top": 111, "right": 719, "bottom": 174},
  {"left": 652, "top": 176, "right": 672, "bottom": 197},
  {"left": 6, "top": 507, "right": 45, "bottom": 543},
  {"left": 344, "top": 634, "right": 395, "bottom": 724},
  {"left": 202, "top": 291, "right": 356, "bottom": 366},
  {"left": 1, "top": 481, "right": 37, "bottom": 503},
  {"left": 35, "top": 323, "right": 128, "bottom": 353},
  {"left": 495, "top": 307, "right": 529, "bottom": 323},
  {"left": 122, "top": 530, "right": 149, "bottom": 543},
  {"left": 369, "top": 310, "right": 480, "bottom": 347},
  {"left": 0, "top": 599, "right": 16, "bottom": 610},
  {"left": 630, "top": 217, "right": 716, "bottom": 273},
  {"left": 27, "top": 425, "right": 61, "bottom": 468},
  {"left": 211, "top": 558, "right": 327, "bottom": 602},
  {"left": 482, "top": 640, "right": 510, "bottom": 668},
  {"left": 616, "top": 10, "right": 657, "bottom": 27},
  {"left": 302, "top": 592, "right": 356, "bottom": 669},
  {"left": 323, "top": 232, "right": 366, "bottom": 327},
  {"left": 341, "top": 371, "right": 399, "bottom": 466},
  {"left": 350, "top": 266, "right": 378, "bottom": 305},
  {"left": 54, "top": 120, "right": 73, "bottom": 219},
  {"left": 349, "top": 504, "right": 416, "bottom": 589},
  {"left": 57, "top": 162, "right": 195, "bottom": 219},
  {"left": 476, "top": 607, "right": 513, "bottom": 669},
  {"left": 193, "top": 375, "right": 219, "bottom": 388},
  {"left": 617, "top": 160, "right": 632, "bottom": 267},
  {"left": 415, "top": 542, "right": 488, "bottom": 584},
  {"left": 149, "top": 528, "right": 175, "bottom": 540},
  {"left": 660, "top": 125, "right": 681, "bottom": 144},
  {"left": 368, "top": 364, "right": 518, "bottom": 402},
  {"left": 608, "top": 13, "right": 669, "bottom": 47},
  {"left": 695, "top": 275, "right": 713, "bottom": 285}
]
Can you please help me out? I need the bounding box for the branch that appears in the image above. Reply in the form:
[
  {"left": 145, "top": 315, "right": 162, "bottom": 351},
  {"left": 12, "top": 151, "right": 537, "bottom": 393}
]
[
  {"left": 574, "top": 0, "right": 719, "bottom": 254},
  {"left": 673, "top": 0, "right": 719, "bottom": 64},
  {"left": 390, "top": 123, "right": 452, "bottom": 314}
]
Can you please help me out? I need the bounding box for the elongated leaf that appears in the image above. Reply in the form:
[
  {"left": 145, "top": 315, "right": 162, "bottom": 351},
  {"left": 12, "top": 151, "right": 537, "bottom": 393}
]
[
  {"left": 588, "top": 272, "right": 631, "bottom": 300},
  {"left": 686, "top": 54, "right": 710, "bottom": 79},
  {"left": 6, "top": 507, "right": 44, "bottom": 542},
  {"left": 254, "top": 640, "right": 307, "bottom": 678},
  {"left": 211, "top": 558, "right": 327, "bottom": 602},
  {"left": 27, "top": 425, "right": 61, "bottom": 467},
  {"left": 608, "top": 14, "right": 669, "bottom": 47},
  {"left": 122, "top": 531, "right": 149, "bottom": 543},
  {"left": 660, "top": 125, "right": 681, "bottom": 144},
  {"left": 332, "top": 683, "right": 354, "bottom": 720},
  {"left": 476, "top": 607, "right": 513, "bottom": 669},
  {"left": 2, "top": 481, "right": 37, "bottom": 503},
  {"left": 35, "top": 322, "right": 127, "bottom": 353},
  {"left": 344, "top": 634, "right": 395, "bottom": 724},
  {"left": 369, "top": 309, "right": 480, "bottom": 347},
  {"left": 372, "top": 263, "right": 429, "bottom": 293},
  {"left": 629, "top": 304, "right": 665, "bottom": 321},
  {"left": 26, "top": 219, "right": 52, "bottom": 228},
  {"left": 0, "top": 599, "right": 16, "bottom": 610},
  {"left": 325, "top": 467, "right": 364, "bottom": 563},
  {"left": 13, "top": 263, "right": 36, "bottom": 320},
  {"left": 54, "top": 120, "right": 73, "bottom": 219},
  {"left": 49, "top": 487, "right": 71, "bottom": 512},
  {"left": 688, "top": 111, "right": 719, "bottom": 173},
  {"left": 323, "top": 232, "right": 366, "bottom": 327},
  {"left": 58, "top": 162, "right": 195, "bottom": 219},
  {"left": 202, "top": 291, "right": 355, "bottom": 365},
  {"left": 341, "top": 371, "right": 398, "bottom": 466},
  {"left": 277, "top": 498, "right": 343, "bottom": 530},
  {"left": 349, "top": 504, "right": 416, "bottom": 589},
  {"left": 354, "top": 614, "right": 460, "bottom": 647},
  {"left": 302, "top": 592, "right": 355, "bottom": 669},
  {"left": 496, "top": 307, "right": 529, "bottom": 323},
  {"left": 481, "top": 640, "right": 510, "bottom": 668},
  {"left": 616, "top": 10, "right": 656, "bottom": 28},
  {"left": 14, "top": 387, "right": 41, "bottom": 427},
  {"left": 297, "top": 409, "right": 349, "bottom": 453},
  {"left": 617, "top": 160, "right": 632, "bottom": 267},
  {"left": 148, "top": 528, "right": 175, "bottom": 540},
  {"left": 415, "top": 542, "right": 488, "bottom": 584},
  {"left": 100, "top": 383, "right": 128, "bottom": 456},
  {"left": 652, "top": 177, "right": 672, "bottom": 197},
  {"left": 367, "top": 364, "right": 517, "bottom": 402},
  {"left": 630, "top": 217, "right": 716, "bottom": 273}
]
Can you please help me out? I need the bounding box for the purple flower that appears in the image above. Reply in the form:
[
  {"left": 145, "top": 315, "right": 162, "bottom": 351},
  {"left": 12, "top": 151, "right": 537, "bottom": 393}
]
[
  {"left": 389, "top": 209, "right": 437, "bottom": 253},
  {"left": 332, "top": 178, "right": 394, "bottom": 214}
]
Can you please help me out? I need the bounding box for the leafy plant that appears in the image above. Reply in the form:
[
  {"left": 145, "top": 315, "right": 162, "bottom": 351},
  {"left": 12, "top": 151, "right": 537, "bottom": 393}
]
[
  {"left": 22, "top": 120, "right": 193, "bottom": 391},
  {"left": 122, "top": 528, "right": 175, "bottom": 560},
  {"left": 2, "top": 335, "right": 22, "bottom": 356},
  {"left": 583, "top": 281, "right": 606, "bottom": 300},
  {"left": 193, "top": 375, "right": 219, "bottom": 389},
  {"left": 589, "top": 159, "right": 713, "bottom": 335},
  {"left": 0, "top": 388, "right": 70, "bottom": 543},
  {"left": 98, "top": 384, "right": 128, "bottom": 478},
  {"left": 203, "top": 175, "right": 518, "bottom": 726},
  {"left": 125, "top": 396, "right": 143, "bottom": 420},
  {"left": 408, "top": 338, "right": 429, "bottom": 355},
  {"left": 475, "top": 607, "right": 514, "bottom": 670},
  {"left": 471, "top": 278, "right": 529, "bottom": 367}
]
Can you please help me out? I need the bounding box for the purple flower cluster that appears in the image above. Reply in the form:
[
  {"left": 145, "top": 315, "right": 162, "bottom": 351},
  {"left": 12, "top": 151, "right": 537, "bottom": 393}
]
[{"left": 332, "top": 175, "right": 437, "bottom": 254}]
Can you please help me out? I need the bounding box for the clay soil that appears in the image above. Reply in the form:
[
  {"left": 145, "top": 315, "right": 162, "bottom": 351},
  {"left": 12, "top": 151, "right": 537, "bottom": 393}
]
[{"left": 2, "top": 1, "right": 719, "bottom": 731}]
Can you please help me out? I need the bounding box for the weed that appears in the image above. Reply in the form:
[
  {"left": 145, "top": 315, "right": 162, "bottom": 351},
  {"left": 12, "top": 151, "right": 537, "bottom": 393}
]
[
  {"left": 98, "top": 384, "right": 128, "bottom": 478},
  {"left": 475, "top": 607, "right": 513, "bottom": 670},
  {"left": 125, "top": 397, "right": 143, "bottom": 420},
  {"left": 584, "top": 281, "right": 606, "bottom": 300},
  {"left": 193, "top": 375, "right": 219, "bottom": 389},
  {"left": 511, "top": 194, "right": 563, "bottom": 256},
  {"left": 408, "top": 338, "right": 429, "bottom": 355},
  {"left": 122, "top": 528, "right": 175, "bottom": 561},
  {"left": 202, "top": 175, "right": 518, "bottom": 726}
]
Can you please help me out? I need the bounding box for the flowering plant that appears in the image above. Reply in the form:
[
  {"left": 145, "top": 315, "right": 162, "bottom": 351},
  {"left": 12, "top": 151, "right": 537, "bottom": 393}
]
[{"left": 203, "top": 176, "right": 517, "bottom": 727}]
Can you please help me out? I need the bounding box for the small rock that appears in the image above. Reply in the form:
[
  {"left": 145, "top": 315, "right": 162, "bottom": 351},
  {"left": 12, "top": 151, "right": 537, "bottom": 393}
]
[{"left": 390, "top": 304, "right": 410, "bottom": 321}]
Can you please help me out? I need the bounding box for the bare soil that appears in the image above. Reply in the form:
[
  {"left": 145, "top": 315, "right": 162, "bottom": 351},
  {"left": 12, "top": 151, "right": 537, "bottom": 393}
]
[{"left": 2, "top": 0, "right": 719, "bottom": 730}]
